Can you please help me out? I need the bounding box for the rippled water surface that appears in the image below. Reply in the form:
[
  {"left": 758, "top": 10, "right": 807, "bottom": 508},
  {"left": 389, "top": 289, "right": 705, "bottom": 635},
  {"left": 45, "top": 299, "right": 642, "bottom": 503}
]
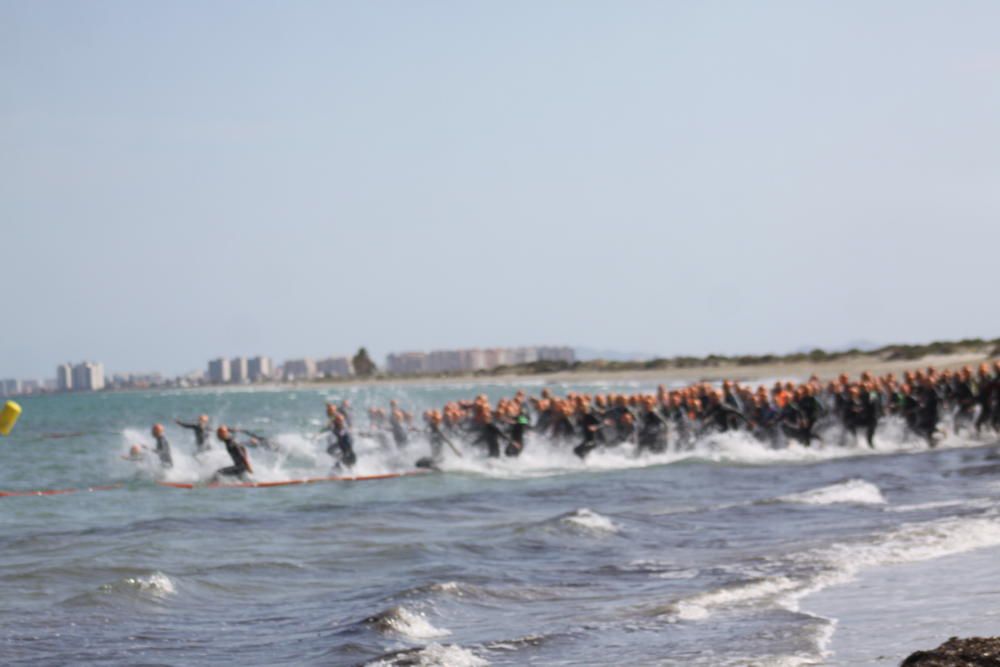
[{"left": 3, "top": 383, "right": 1000, "bottom": 666}]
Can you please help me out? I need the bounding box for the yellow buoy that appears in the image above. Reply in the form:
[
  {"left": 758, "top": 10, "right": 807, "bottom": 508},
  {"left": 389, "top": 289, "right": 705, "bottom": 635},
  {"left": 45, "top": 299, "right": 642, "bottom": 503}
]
[{"left": 0, "top": 400, "right": 21, "bottom": 436}]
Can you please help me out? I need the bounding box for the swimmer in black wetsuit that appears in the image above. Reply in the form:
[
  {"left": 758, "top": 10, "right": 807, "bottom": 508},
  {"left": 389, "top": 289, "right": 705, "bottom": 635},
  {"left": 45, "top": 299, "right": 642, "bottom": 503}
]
[
  {"left": 474, "top": 411, "right": 508, "bottom": 458},
  {"left": 916, "top": 379, "right": 941, "bottom": 447},
  {"left": 389, "top": 402, "right": 410, "bottom": 448},
  {"left": 505, "top": 407, "right": 530, "bottom": 458},
  {"left": 417, "top": 410, "right": 458, "bottom": 469},
  {"left": 573, "top": 403, "right": 603, "bottom": 459},
  {"left": 952, "top": 367, "right": 977, "bottom": 435},
  {"left": 213, "top": 425, "right": 253, "bottom": 481},
  {"left": 326, "top": 415, "right": 357, "bottom": 470},
  {"left": 974, "top": 364, "right": 995, "bottom": 435},
  {"left": 637, "top": 396, "right": 668, "bottom": 453},
  {"left": 176, "top": 414, "right": 211, "bottom": 453},
  {"left": 151, "top": 423, "right": 173, "bottom": 468}
]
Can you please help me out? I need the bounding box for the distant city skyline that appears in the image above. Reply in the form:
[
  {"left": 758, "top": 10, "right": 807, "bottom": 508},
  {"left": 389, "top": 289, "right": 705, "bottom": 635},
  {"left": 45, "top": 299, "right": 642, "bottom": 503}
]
[
  {"left": 0, "top": 344, "right": 580, "bottom": 393},
  {"left": 3, "top": 2, "right": 999, "bottom": 379}
]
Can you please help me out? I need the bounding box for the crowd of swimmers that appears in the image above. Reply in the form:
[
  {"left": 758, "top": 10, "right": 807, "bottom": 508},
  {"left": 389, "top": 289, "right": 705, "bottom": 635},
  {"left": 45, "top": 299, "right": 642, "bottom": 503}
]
[{"left": 127, "top": 362, "right": 1000, "bottom": 481}]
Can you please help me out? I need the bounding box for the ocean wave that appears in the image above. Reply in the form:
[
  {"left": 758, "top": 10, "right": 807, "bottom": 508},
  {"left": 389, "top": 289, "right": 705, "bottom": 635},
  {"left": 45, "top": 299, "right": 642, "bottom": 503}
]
[
  {"left": 884, "top": 497, "right": 996, "bottom": 513},
  {"left": 778, "top": 479, "right": 886, "bottom": 506},
  {"left": 557, "top": 508, "right": 620, "bottom": 535},
  {"left": 658, "top": 576, "right": 800, "bottom": 621},
  {"left": 653, "top": 512, "right": 1000, "bottom": 625},
  {"left": 365, "top": 605, "right": 450, "bottom": 640},
  {"left": 100, "top": 571, "right": 176, "bottom": 599},
  {"left": 366, "top": 643, "right": 488, "bottom": 667}
]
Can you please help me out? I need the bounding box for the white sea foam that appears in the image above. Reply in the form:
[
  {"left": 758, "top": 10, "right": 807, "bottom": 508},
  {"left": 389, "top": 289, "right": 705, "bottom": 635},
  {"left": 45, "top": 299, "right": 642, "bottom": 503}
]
[
  {"left": 660, "top": 513, "right": 1000, "bottom": 626},
  {"left": 779, "top": 479, "right": 887, "bottom": 506},
  {"left": 668, "top": 576, "right": 801, "bottom": 621},
  {"left": 377, "top": 606, "right": 451, "bottom": 640},
  {"left": 112, "top": 571, "right": 176, "bottom": 598},
  {"left": 120, "top": 408, "right": 990, "bottom": 487},
  {"left": 559, "top": 508, "right": 620, "bottom": 535},
  {"left": 367, "top": 643, "right": 488, "bottom": 667}
]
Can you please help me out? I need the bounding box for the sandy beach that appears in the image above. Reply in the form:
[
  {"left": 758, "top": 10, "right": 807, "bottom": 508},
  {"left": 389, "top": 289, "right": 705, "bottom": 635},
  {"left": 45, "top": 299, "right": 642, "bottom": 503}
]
[{"left": 281, "top": 350, "right": 995, "bottom": 391}]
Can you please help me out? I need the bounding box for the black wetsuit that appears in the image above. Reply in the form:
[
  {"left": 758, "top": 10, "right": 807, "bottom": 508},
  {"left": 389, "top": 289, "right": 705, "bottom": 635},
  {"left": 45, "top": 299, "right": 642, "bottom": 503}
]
[
  {"left": 216, "top": 436, "right": 251, "bottom": 479},
  {"left": 752, "top": 403, "right": 781, "bottom": 444},
  {"left": 637, "top": 410, "right": 667, "bottom": 453},
  {"left": 953, "top": 378, "right": 976, "bottom": 432},
  {"left": 390, "top": 417, "right": 409, "bottom": 448},
  {"left": 573, "top": 412, "right": 602, "bottom": 459},
  {"left": 975, "top": 374, "right": 995, "bottom": 433},
  {"left": 154, "top": 434, "right": 173, "bottom": 468},
  {"left": 781, "top": 401, "right": 812, "bottom": 446},
  {"left": 327, "top": 426, "right": 357, "bottom": 468},
  {"left": 427, "top": 423, "right": 447, "bottom": 461},
  {"left": 475, "top": 422, "right": 505, "bottom": 458},
  {"left": 506, "top": 416, "right": 529, "bottom": 457},
  {"left": 896, "top": 391, "right": 920, "bottom": 436},
  {"left": 178, "top": 420, "right": 211, "bottom": 452},
  {"left": 549, "top": 415, "right": 576, "bottom": 441},
  {"left": 916, "top": 385, "right": 940, "bottom": 446}
]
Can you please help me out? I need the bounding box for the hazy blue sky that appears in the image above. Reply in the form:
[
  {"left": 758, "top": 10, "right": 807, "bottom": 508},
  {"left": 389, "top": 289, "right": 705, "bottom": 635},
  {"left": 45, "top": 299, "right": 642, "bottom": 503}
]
[{"left": 2, "top": 1, "right": 999, "bottom": 378}]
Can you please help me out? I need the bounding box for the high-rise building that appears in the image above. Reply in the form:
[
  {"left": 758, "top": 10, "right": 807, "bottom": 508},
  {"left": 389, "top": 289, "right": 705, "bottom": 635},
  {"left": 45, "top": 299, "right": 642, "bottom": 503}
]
[
  {"left": 283, "top": 358, "right": 316, "bottom": 381},
  {"left": 229, "top": 357, "right": 248, "bottom": 384},
  {"left": 56, "top": 363, "right": 73, "bottom": 391},
  {"left": 461, "top": 349, "right": 487, "bottom": 371},
  {"left": 317, "top": 356, "right": 352, "bottom": 378},
  {"left": 385, "top": 345, "right": 571, "bottom": 374},
  {"left": 207, "top": 358, "right": 230, "bottom": 384},
  {"left": 386, "top": 352, "right": 428, "bottom": 375},
  {"left": 247, "top": 356, "right": 273, "bottom": 382},
  {"left": 508, "top": 347, "right": 539, "bottom": 365},
  {"left": 71, "top": 362, "right": 105, "bottom": 391},
  {"left": 0, "top": 379, "right": 21, "bottom": 396}
]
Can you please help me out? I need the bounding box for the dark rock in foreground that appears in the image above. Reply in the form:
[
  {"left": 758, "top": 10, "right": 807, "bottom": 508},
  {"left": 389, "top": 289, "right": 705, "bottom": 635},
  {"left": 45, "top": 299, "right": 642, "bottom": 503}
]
[{"left": 901, "top": 637, "right": 1000, "bottom": 666}]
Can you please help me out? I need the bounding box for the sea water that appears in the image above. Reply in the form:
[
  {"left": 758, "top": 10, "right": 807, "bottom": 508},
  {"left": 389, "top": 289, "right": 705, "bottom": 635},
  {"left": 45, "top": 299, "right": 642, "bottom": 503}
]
[{"left": 2, "top": 381, "right": 999, "bottom": 666}]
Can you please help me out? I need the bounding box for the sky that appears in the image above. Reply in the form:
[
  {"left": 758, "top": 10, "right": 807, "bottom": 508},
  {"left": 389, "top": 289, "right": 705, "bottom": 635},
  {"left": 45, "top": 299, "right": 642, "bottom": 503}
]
[{"left": 2, "top": 1, "right": 999, "bottom": 379}]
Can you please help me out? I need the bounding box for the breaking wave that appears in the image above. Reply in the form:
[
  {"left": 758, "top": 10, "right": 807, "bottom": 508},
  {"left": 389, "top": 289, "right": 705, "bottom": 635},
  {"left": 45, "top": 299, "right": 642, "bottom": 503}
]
[
  {"left": 100, "top": 571, "right": 176, "bottom": 599},
  {"left": 366, "top": 605, "right": 451, "bottom": 640},
  {"left": 653, "top": 512, "right": 1000, "bottom": 624},
  {"left": 778, "top": 479, "right": 887, "bottom": 506},
  {"left": 554, "top": 508, "right": 620, "bottom": 535},
  {"left": 366, "top": 643, "right": 488, "bottom": 667}
]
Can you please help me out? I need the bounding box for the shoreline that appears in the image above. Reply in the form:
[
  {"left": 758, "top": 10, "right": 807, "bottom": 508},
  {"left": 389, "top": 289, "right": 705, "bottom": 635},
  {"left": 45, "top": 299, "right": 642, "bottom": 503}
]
[
  {"left": 253, "top": 350, "right": 993, "bottom": 390},
  {"left": 16, "top": 350, "right": 996, "bottom": 400}
]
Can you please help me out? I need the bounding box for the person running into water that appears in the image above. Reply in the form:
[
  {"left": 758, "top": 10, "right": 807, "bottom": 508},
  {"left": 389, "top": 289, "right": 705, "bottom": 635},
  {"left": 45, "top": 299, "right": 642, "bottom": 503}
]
[
  {"left": 326, "top": 414, "right": 357, "bottom": 470},
  {"left": 389, "top": 401, "right": 411, "bottom": 448},
  {"left": 213, "top": 425, "right": 254, "bottom": 481},
  {"left": 123, "top": 424, "right": 173, "bottom": 468},
  {"left": 505, "top": 405, "right": 530, "bottom": 457},
  {"left": 474, "top": 408, "right": 509, "bottom": 458},
  {"left": 151, "top": 423, "right": 173, "bottom": 468},
  {"left": 573, "top": 402, "right": 604, "bottom": 459},
  {"left": 176, "top": 414, "right": 212, "bottom": 453}
]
